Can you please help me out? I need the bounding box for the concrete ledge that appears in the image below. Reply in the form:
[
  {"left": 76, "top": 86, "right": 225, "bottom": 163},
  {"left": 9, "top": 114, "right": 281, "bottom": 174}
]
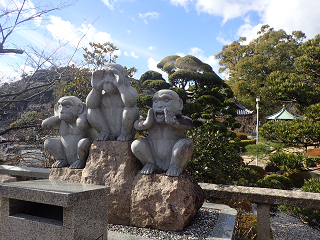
[
  {"left": 0, "top": 165, "right": 50, "bottom": 179},
  {"left": 199, "top": 183, "right": 320, "bottom": 209},
  {"left": 204, "top": 203, "right": 237, "bottom": 240}
]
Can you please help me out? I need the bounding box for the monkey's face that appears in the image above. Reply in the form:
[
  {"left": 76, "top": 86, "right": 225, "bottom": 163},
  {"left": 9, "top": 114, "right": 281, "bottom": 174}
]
[
  {"left": 57, "top": 99, "right": 78, "bottom": 123},
  {"left": 153, "top": 90, "right": 182, "bottom": 123}
]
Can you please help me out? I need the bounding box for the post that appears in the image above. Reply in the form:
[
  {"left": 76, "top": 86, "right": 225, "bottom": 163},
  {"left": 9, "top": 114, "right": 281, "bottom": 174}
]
[
  {"left": 256, "top": 96, "right": 260, "bottom": 166},
  {"left": 257, "top": 203, "right": 271, "bottom": 240}
]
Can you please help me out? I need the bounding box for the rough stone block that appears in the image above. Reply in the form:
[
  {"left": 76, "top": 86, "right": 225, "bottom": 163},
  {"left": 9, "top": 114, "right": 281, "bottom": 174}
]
[
  {"left": 81, "top": 140, "right": 142, "bottom": 225},
  {"left": 130, "top": 172, "right": 204, "bottom": 231}
]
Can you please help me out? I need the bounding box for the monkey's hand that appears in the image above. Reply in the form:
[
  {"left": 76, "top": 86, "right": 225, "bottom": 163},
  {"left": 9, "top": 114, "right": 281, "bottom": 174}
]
[
  {"left": 108, "top": 67, "right": 125, "bottom": 88},
  {"left": 164, "top": 107, "right": 178, "bottom": 126},
  {"left": 92, "top": 69, "right": 105, "bottom": 91},
  {"left": 134, "top": 108, "right": 154, "bottom": 130}
]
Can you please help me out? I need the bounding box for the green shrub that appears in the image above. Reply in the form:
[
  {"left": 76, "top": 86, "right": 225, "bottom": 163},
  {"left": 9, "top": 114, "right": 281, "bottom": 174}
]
[
  {"left": 257, "top": 174, "right": 294, "bottom": 190},
  {"left": 236, "top": 167, "right": 260, "bottom": 187},
  {"left": 269, "top": 152, "right": 306, "bottom": 173},
  {"left": 279, "top": 178, "right": 320, "bottom": 228},
  {"left": 247, "top": 165, "right": 267, "bottom": 179},
  {"left": 284, "top": 171, "right": 312, "bottom": 188}
]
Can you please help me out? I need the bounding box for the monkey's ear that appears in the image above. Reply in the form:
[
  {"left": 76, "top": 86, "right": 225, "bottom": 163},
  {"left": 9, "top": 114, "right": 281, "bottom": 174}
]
[{"left": 78, "top": 103, "right": 85, "bottom": 115}]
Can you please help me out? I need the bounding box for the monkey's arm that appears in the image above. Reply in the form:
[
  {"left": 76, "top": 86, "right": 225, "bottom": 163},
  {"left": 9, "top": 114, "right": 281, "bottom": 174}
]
[
  {"left": 134, "top": 109, "right": 154, "bottom": 130},
  {"left": 42, "top": 116, "right": 61, "bottom": 130},
  {"left": 86, "top": 88, "right": 102, "bottom": 109},
  {"left": 118, "top": 85, "right": 138, "bottom": 107},
  {"left": 164, "top": 108, "right": 192, "bottom": 130}
]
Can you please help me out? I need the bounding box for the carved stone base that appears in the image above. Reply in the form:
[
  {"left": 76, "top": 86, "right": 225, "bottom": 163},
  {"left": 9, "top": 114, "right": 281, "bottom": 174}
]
[
  {"left": 81, "top": 140, "right": 142, "bottom": 225},
  {"left": 130, "top": 172, "right": 204, "bottom": 231}
]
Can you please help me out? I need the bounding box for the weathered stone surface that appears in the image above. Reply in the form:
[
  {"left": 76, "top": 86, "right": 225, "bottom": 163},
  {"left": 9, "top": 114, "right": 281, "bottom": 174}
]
[
  {"left": 130, "top": 172, "right": 204, "bottom": 231},
  {"left": 81, "top": 140, "right": 142, "bottom": 225},
  {"left": 49, "top": 168, "right": 83, "bottom": 183}
]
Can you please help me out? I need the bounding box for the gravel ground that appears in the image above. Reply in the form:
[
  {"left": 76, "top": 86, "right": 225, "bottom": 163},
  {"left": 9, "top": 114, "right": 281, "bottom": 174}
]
[
  {"left": 271, "top": 212, "right": 320, "bottom": 240},
  {"left": 107, "top": 207, "right": 219, "bottom": 240}
]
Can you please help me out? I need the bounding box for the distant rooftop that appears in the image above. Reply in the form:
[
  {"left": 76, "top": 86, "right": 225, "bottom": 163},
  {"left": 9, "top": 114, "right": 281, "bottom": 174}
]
[
  {"left": 266, "top": 106, "right": 302, "bottom": 120},
  {"left": 234, "top": 97, "right": 254, "bottom": 116}
]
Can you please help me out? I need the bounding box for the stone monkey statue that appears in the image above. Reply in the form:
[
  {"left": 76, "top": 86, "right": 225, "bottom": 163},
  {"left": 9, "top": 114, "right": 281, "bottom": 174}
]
[
  {"left": 131, "top": 89, "right": 194, "bottom": 176},
  {"left": 42, "top": 96, "right": 97, "bottom": 169},
  {"left": 86, "top": 63, "right": 139, "bottom": 141}
]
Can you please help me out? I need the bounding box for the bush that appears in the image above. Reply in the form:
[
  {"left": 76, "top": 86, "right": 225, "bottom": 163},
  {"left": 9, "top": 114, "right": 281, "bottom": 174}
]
[
  {"left": 247, "top": 165, "right": 267, "bottom": 179},
  {"left": 279, "top": 178, "right": 320, "bottom": 228},
  {"left": 236, "top": 132, "right": 248, "bottom": 140},
  {"left": 257, "top": 174, "right": 294, "bottom": 190},
  {"left": 284, "top": 170, "right": 312, "bottom": 188},
  {"left": 187, "top": 123, "right": 247, "bottom": 184},
  {"left": 269, "top": 152, "right": 306, "bottom": 173},
  {"left": 236, "top": 167, "right": 260, "bottom": 187}
]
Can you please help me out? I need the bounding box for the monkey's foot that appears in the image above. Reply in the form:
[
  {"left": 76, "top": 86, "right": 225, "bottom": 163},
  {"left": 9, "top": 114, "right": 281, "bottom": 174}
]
[
  {"left": 69, "top": 160, "right": 86, "bottom": 169},
  {"left": 165, "top": 165, "right": 183, "bottom": 177},
  {"left": 141, "top": 163, "right": 156, "bottom": 175},
  {"left": 117, "top": 132, "right": 133, "bottom": 141},
  {"left": 52, "top": 160, "right": 69, "bottom": 168},
  {"left": 97, "top": 131, "right": 110, "bottom": 141}
]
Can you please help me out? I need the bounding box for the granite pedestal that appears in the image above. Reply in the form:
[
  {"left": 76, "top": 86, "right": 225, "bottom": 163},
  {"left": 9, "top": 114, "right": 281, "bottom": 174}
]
[{"left": 0, "top": 179, "right": 109, "bottom": 240}]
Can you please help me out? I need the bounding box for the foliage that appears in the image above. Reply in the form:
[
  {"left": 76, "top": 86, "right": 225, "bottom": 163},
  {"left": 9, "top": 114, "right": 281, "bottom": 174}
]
[
  {"left": 268, "top": 152, "right": 306, "bottom": 173},
  {"left": 142, "top": 80, "right": 170, "bottom": 92},
  {"left": 260, "top": 118, "right": 320, "bottom": 147},
  {"left": 284, "top": 170, "right": 312, "bottom": 188},
  {"left": 139, "top": 70, "right": 164, "bottom": 84},
  {"left": 257, "top": 174, "right": 294, "bottom": 190},
  {"left": 263, "top": 34, "right": 320, "bottom": 109},
  {"left": 83, "top": 42, "right": 118, "bottom": 69},
  {"left": 279, "top": 178, "right": 320, "bottom": 229},
  {"left": 136, "top": 94, "right": 153, "bottom": 117},
  {"left": 247, "top": 165, "right": 267, "bottom": 179},
  {"left": 244, "top": 143, "right": 272, "bottom": 163},
  {"left": 61, "top": 65, "right": 91, "bottom": 102},
  {"left": 157, "top": 55, "right": 213, "bottom": 88},
  {"left": 215, "top": 24, "right": 306, "bottom": 115},
  {"left": 187, "top": 122, "right": 246, "bottom": 184},
  {"left": 230, "top": 139, "right": 256, "bottom": 152},
  {"left": 10, "top": 112, "right": 42, "bottom": 128}
]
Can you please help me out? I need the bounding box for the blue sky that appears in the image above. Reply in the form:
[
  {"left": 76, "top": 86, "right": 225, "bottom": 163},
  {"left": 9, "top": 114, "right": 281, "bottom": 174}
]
[{"left": 1, "top": 0, "right": 320, "bottom": 82}]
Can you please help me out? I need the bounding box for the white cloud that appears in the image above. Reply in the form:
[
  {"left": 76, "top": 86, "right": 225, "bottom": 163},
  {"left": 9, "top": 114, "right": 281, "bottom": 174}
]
[
  {"left": 148, "top": 46, "right": 156, "bottom": 51},
  {"left": 216, "top": 33, "right": 232, "bottom": 45},
  {"left": 126, "top": 29, "right": 131, "bottom": 34},
  {"left": 148, "top": 58, "right": 168, "bottom": 80},
  {"left": 46, "top": 16, "right": 113, "bottom": 49},
  {"left": 131, "top": 52, "right": 139, "bottom": 58},
  {"left": 139, "top": 12, "right": 160, "bottom": 24},
  {"left": 169, "top": 0, "right": 192, "bottom": 10},
  {"left": 124, "top": 51, "right": 139, "bottom": 58},
  {"left": 101, "top": 0, "right": 114, "bottom": 10},
  {"left": 172, "top": 0, "right": 320, "bottom": 41},
  {"left": 176, "top": 52, "right": 185, "bottom": 57}
]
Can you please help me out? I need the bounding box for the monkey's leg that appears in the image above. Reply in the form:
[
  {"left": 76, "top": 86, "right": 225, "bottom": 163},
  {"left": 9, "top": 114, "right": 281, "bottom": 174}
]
[
  {"left": 118, "top": 106, "right": 140, "bottom": 141},
  {"left": 87, "top": 108, "right": 110, "bottom": 140},
  {"left": 44, "top": 138, "right": 68, "bottom": 168},
  {"left": 166, "top": 138, "right": 194, "bottom": 176},
  {"left": 69, "top": 138, "right": 93, "bottom": 169},
  {"left": 131, "top": 138, "right": 156, "bottom": 174}
]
